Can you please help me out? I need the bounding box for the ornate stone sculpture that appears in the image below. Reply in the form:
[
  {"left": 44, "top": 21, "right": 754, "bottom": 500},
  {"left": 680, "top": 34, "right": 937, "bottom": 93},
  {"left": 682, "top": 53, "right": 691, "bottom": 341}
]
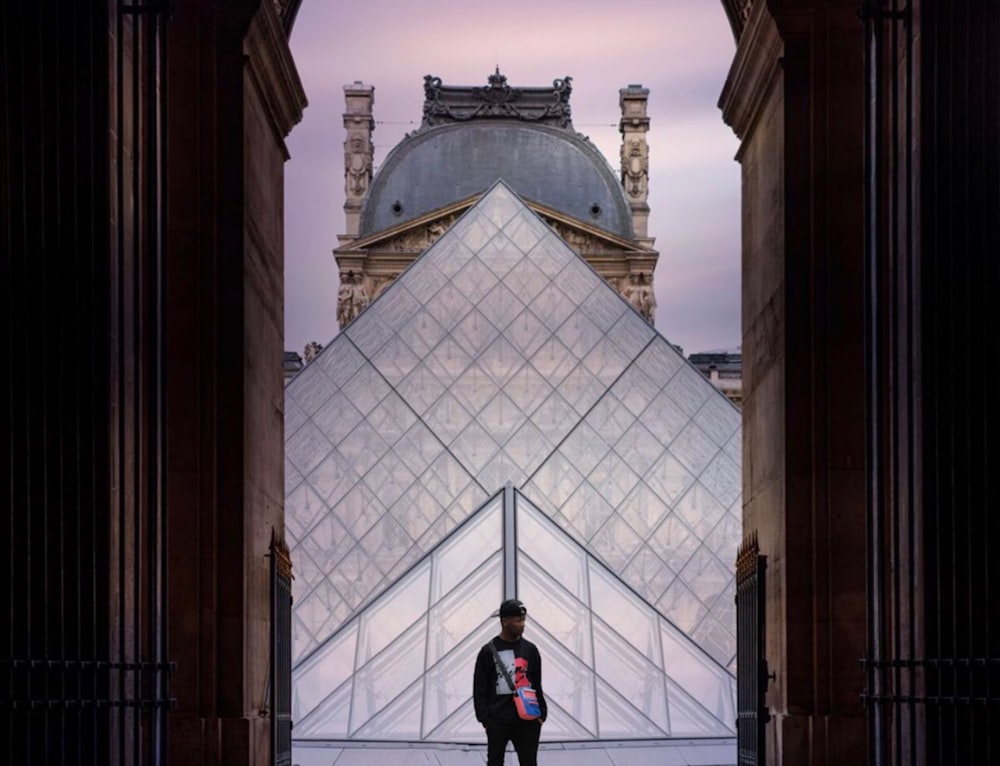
[
  {"left": 345, "top": 135, "right": 372, "bottom": 197},
  {"left": 621, "top": 272, "right": 656, "bottom": 325},
  {"left": 303, "top": 341, "right": 323, "bottom": 363},
  {"left": 337, "top": 272, "right": 354, "bottom": 329},
  {"left": 621, "top": 137, "right": 648, "bottom": 199}
]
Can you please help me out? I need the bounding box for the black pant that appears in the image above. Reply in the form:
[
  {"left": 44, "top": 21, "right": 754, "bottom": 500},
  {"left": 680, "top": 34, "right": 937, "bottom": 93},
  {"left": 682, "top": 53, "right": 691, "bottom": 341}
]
[{"left": 485, "top": 719, "right": 542, "bottom": 766}]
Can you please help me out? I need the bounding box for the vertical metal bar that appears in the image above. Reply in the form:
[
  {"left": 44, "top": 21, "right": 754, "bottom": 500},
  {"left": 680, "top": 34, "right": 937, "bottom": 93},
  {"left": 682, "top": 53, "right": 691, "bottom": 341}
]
[
  {"left": 503, "top": 482, "right": 516, "bottom": 598},
  {"left": 863, "top": 0, "right": 884, "bottom": 757}
]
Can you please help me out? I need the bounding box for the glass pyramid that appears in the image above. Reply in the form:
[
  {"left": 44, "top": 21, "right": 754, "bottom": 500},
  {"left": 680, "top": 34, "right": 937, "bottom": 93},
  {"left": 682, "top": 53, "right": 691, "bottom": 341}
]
[{"left": 285, "top": 181, "right": 742, "bottom": 742}]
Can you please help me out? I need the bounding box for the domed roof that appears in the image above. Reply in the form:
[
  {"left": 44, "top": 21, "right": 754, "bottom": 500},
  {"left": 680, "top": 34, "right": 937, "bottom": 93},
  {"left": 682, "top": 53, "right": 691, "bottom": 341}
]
[{"left": 361, "top": 122, "right": 632, "bottom": 238}]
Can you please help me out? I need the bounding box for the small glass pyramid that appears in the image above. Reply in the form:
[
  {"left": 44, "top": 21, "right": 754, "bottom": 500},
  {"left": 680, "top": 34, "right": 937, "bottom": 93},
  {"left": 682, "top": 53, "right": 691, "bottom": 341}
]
[{"left": 285, "top": 181, "right": 742, "bottom": 742}]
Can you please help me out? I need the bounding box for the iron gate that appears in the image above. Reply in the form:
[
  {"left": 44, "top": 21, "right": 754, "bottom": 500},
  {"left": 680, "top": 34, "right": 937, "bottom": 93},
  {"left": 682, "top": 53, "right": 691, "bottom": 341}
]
[
  {"left": 736, "top": 533, "right": 770, "bottom": 765},
  {"left": 270, "top": 533, "right": 294, "bottom": 766}
]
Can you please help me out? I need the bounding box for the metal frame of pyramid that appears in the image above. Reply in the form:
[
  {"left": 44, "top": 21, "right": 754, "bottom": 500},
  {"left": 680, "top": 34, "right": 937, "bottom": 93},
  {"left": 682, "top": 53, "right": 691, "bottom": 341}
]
[{"left": 285, "top": 181, "right": 742, "bottom": 743}]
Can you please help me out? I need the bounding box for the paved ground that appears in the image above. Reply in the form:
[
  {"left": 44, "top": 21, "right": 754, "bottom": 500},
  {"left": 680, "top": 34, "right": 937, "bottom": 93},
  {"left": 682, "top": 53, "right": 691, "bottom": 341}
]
[{"left": 293, "top": 738, "right": 737, "bottom": 765}]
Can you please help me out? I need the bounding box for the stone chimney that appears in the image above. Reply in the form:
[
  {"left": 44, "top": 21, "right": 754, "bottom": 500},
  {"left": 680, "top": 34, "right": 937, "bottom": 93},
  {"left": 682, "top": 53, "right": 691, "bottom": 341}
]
[
  {"left": 342, "top": 81, "right": 375, "bottom": 239},
  {"left": 619, "top": 84, "right": 651, "bottom": 241}
]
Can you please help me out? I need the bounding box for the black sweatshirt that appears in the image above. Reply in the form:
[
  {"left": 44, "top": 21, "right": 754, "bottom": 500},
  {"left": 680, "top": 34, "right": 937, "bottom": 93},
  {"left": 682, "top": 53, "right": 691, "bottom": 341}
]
[{"left": 473, "top": 635, "right": 548, "bottom": 725}]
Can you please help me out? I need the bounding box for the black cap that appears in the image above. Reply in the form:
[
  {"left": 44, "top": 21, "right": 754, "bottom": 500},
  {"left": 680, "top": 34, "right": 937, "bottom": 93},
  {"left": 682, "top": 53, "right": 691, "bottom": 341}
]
[{"left": 498, "top": 599, "right": 527, "bottom": 618}]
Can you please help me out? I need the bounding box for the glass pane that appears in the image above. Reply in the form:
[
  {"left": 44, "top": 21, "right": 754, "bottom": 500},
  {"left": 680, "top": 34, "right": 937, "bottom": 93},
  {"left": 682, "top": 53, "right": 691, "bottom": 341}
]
[
  {"left": 660, "top": 621, "right": 732, "bottom": 723},
  {"left": 340, "top": 364, "right": 391, "bottom": 416},
  {"left": 423, "top": 391, "right": 474, "bottom": 445},
  {"left": 299, "top": 506, "right": 354, "bottom": 577},
  {"left": 607, "top": 309, "right": 655, "bottom": 359},
  {"left": 286, "top": 421, "right": 334, "bottom": 476},
  {"left": 399, "top": 260, "right": 446, "bottom": 303},
  {"left": 370, "top": 335, "right": 421, "bottom": 386},
  {"left": 503, "top": 254, "right": 549, "bottom": 303},
  {"left": 452, "top": 257, "right": 498, "bottom": 304},
  {"left": 481, "top": 231, "right": 524, "bottom": 278},
  {"left": 478, "top": 281, "right": 524, "bottom": 331},
  {"left": 611, "top": 364, "right": 661, "bottom": 417},
  {"left": 582, "top": 336, "right": 630, "bottom": 386},
  {"left": 694, "top": 394, "right": 740, "bottom": 446},
  {"left": 592, "top": 619, "right": 668, "bottom": 732},
  {"left": 450, "top": 420, "right": 500, "bottom": 474},
  {"left": 286, "top": 481, "right": 333, "bottom": 541},
  {"left": 315, "top": 333, "right": 365, "bottom": 387},
  {"left": 596, "top": 685, "right": 665, "bottom": 738},
  {"left": 555, "top": 310, "right": 602, "bottom": 358},
  {"left": 635, "top": 337, "right": 685, "bottom": 385},
  {"left": 335, "top": 420, "right": 389, "bottom": 476},
  {"left": 557, "top": 423, "right": 609, "bottom": 476},
  {"left": 480, "top": 182, "right": 521, "bottom": 228},
  {"left": 519, "top": 499, "right": 588, "bottom": 602},
  {"left": 505, "top": 210, "right": 547, "bottom": 252},
  {"left": 396, "top": 362, "right": 446, "bottom": 415},
  {"left": 663, "top": 365, "right": 712, "bottom": 417},
  {"left": 649, "top": 513, "right": 699, "bottom": 572},
  {"left": 580, "top": 284, "right": 627, "bottom": 332},
  {"left": 477, "top": 391, "right": 525, "bottom": 445},
  {"left": 657, "top": 580, "right": 708, "bottom": 633},
  {"left": 425, "top": 232, "right": 475, "bottom": 278},
  {"left": 623, "top": 544, "right": 674, "bottom": 604},
  {"left": 422, "top": 634, "right": 484, "bottom": 736},
  {"left": 452, "top": 208, "right": 499, "bottom": 251},
  {"left": 665, "top": 677, "right": 732, "bottom": 736},
  {"left": 615, "top": 421, "right": 664, "bottom": 476},
  {"left": 562, "top": 483, "right": 615, "bottom": 542},
  {"left": 519, "top": 551, "right": 591, "bottom": 663},
  {"left": 478, "top": 336, "right": 522, "bottom": 387},
  {"left": 312, "top": 390, "right": 364, "bottom": 446},
  {"left": 532, "top": 282, "right": 575, "bottom": 329},
  {"left": 589, "top": 451, "right": 640, "bottom": 506},
  {"left": 369, "top": 283, "right": 421, "bottom": 331},
  {"left": 293, "top": 680, "right": 352, "bottom": 739},
  {"left": 504, "top": 363, "right": 552, "bottom": 416},
  {"left": 555, "top": 258, "right": 597, "bottom": 305},
  {"left": 674, "top": 481, "right": 726, "bottom": 538},
  {"left": 393, "top": 420, "right": 446, "bottom": 477},
  {"left": 557, "top": 363, "right": 606, "bottom": 415},
  {"left": 645, "top": 451, "right": 696, "bottom": 507},
  {"left": 526, "top": 452, "right": 584, "bottom": 510},
  {"left": 426, "top": 336, "right": 474, "bottom": 388},
  {"left": 351, "top": 677, "right": 423, "bottom": 740},
  {"left": 529, "top": 391, "right": 576, "bottom": 450},
  {"left": 504, "top": 420, "right": 553, "bottom": 475},
  {"left": 527, "top": 236, "right": 573, "bottom": 278},
  {"left": 590, "top": 563, "right": 659, "bottom": 663},
  {"left": 452, "top": 363, "right": 501, "bottom": 415},
  {"left": 427, "top": 554, "right": 501, "bottom": 665},
  {"left": 345, "top": 309, "right": 394, "bottom": 357},
  {"left": 284, "top": 393, "right": 308, "bottom": 439},
  {"left": 699, "top": 451, "right": 742, "bottom": 510},
  {"left": 528, "top": 336, "right": 578, "bottom": 386},
  {"left": 451, "top": 306, "right": 500, "bottom": 357},
  {"left": 479, "top": 450, "right": 528, "bottom": 491},
  {"left": 618, "top": 482, "right": 669, "bottom": 538},
  {"left": 365, "top": 392, "right": 417, "bottom": 447},
  {"left": 679, "top": 547, "right": 730, "bottom": 610},
  {"left": 357, "top": 513, "right": 416, "bottom": 578},
  {"left": 357, "top": 562, "right": 431, "bottom": 665},
  {"left": 530, "top": 626, "right": 597, "bottom": 735},
  {"left": 425, "top": 281, "right": 474, "bottom": 328},
  {"left": 287, "top": 367, "right": 337, "bottom": 416},
  {"left": 350, "top": 628, "right": 426, "bottom": 734},
  {"left": 584, "top": 394, "right": 634, "bottom": 444},
  {"left": 503, "top": 307, "right": 550, "bottom": 359},
  {"left": 397, "top": 308, "right": 448, "bottom": 358},
  {"left": 431, "top": 495, "right": 502, "bottom": 600}
]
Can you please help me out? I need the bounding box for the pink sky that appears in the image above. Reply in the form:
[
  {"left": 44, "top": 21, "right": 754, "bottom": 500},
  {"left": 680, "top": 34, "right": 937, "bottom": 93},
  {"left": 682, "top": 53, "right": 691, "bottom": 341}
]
[{"left": 284, "top": 1, "right": 740, "bottom": 359}]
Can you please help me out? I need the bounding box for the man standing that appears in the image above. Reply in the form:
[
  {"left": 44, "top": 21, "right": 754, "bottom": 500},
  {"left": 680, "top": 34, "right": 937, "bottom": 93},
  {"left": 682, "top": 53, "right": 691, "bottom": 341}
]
[{"left": 473, "top": 599, "right": 547, "bottom": 766}]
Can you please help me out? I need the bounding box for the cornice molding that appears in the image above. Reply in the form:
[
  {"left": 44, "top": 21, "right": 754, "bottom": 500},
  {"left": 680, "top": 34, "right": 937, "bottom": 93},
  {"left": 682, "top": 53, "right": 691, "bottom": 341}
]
[
  {"left": 245, "top": 0, "right": 307, "bottom": 153},
  {"left": 718, "top": 0, "right": 784, "bottom": 147}
]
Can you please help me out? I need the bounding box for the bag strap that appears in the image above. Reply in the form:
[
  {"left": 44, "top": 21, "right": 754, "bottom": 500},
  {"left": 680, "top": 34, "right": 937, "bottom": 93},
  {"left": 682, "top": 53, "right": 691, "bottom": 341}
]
[{"left": 486, "top": 642, "right": 517, "bottom": 694}]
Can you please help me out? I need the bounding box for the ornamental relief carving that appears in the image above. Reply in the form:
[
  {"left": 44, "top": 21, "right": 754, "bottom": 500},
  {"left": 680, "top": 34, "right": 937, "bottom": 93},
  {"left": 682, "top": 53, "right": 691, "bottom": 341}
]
[
  {"left": 380, "top": 213, "right": 459, "bottom": 251},
  {"left": 621, "top": 137, "right": 648, "bottom": 200}
]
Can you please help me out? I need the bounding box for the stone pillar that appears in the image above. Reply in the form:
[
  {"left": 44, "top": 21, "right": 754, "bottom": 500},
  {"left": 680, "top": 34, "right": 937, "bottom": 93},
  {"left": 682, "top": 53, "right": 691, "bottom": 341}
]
[
  {"left": 343, "top": 81, "right": 375, "bottom": 239},
  {"left": 619, "top": 84, "right": 651, "bottom": 241}
]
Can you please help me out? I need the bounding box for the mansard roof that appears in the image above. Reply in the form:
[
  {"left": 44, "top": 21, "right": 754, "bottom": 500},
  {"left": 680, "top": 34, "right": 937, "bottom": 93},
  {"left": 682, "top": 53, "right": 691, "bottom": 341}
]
[{"left": 359, "top": 72, "right": 633, "bottom": 240}]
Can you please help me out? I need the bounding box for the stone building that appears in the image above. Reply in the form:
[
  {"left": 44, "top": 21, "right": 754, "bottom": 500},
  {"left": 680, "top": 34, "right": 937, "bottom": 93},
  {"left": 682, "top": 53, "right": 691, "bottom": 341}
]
[
  {"left": 4, "top": 1, "right": 998, "bottom": 765},
  {"left": 689, "top": 349, "right": 743, "bottom": 407},
  {"left": 333, "top": 72, "right": 659, "bottom": 329}
]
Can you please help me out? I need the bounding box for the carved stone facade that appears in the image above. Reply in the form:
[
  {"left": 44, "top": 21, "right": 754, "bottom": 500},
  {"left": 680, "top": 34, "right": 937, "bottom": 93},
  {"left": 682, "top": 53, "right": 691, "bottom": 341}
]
[
  {"left": 342, "top": 81, "right": 374, "bottom": 238},
  {"left": 619, "top": 84, "right": 651, "bottom": 241},
  {"left": 420, "top": 68, "right": 574, "bottom": 130}
]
